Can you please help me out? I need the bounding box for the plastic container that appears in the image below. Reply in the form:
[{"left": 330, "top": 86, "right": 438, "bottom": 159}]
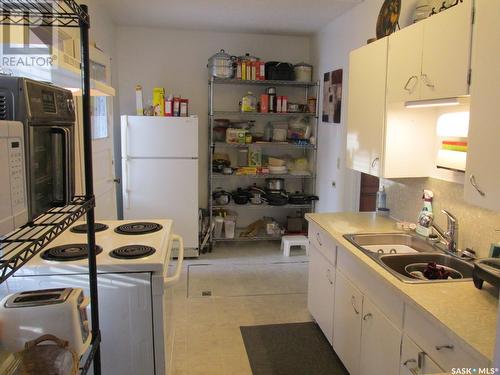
[
  {"left": 294, "top": 63, "right": 313, "bottom": 82},
  {"left": 214, "top": 217, "right": 224, "bottom": 238},
  {"left": 224, "top": 218, "right": 236, "bottom": 239},
  {"left": 238, "top": 148, "right": 249, "bottom": 167},
  {"left": 241, "top": 92, "right": 257, "bottom": 112},
  {"left": 272, "top": 128, "right": 287, "bottom": 142}
]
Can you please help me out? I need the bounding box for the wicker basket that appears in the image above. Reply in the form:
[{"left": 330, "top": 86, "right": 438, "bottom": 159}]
[{"left": 16, "top": 334, "right": 78, "bottom": 375}]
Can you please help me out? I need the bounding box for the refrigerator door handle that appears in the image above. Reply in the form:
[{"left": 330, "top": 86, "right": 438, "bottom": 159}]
[
  {"left": 123, "top": 157, "right": 131, "bottom": 209},
  {"left": 164, "top": 234, "right": 184, "bottom": 287}
]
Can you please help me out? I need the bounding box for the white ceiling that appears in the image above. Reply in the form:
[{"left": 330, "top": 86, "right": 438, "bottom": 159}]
[{"left": 100, "top": 0, "right": 363, "bottom": 35}]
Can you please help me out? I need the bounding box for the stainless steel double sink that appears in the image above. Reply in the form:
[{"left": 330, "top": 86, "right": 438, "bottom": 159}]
[{"left": 343, "top": 233, "right": 474, "bottom": 283}]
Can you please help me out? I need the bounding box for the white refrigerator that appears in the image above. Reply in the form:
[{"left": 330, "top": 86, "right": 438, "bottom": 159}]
[{"left": 121, "top": 115, "right": 199, "bottom": 256}]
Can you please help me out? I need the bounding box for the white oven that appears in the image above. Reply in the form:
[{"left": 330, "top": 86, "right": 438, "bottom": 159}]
[{"left": 0, "top": 219, "right": 184, "bottom": 375}]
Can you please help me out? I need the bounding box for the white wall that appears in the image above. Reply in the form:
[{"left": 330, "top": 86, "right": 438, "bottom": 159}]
[
  {"left": 114, "top": 27, "right": 311, "bottom": 210},
  {"left": 311, "top": 0, "right": 419, "bottom": 212}
]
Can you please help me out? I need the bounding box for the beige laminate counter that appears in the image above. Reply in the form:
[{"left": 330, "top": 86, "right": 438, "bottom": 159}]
[{"left": 306, "top": 212, "right": 498, "bottom": 362}]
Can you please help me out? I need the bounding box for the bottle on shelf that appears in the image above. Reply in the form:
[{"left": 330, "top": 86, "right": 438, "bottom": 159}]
[{"left": 263, "top": 122, "right": 273, "bottom": 142}]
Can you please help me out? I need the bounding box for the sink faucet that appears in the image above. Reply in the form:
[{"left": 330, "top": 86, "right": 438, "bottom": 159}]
[{"left": 432, "top": 209, "right": 458, "bottom": 253}]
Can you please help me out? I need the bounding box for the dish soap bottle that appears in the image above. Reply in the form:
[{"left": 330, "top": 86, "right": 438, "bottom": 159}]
[
  {"left": 416, "top": 189, "right": 434, "bottom": 237},
  {"left": 376, "top": 185, "right": 387, "bottom": 211}
]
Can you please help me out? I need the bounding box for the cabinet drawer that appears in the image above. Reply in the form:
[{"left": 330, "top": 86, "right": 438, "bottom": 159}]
[
  {"left": 308, "top": 222, "right": 337, "bottom": 265},
  {"left": 404, "top": 304, "right": 489, "bottom": 370},
  {"left": 337, "top": 245, "right": 404, "bottom": 328}
]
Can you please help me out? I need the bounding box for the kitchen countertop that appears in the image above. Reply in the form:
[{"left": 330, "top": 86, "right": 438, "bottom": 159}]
[{"left": 305, "top": 212, "right": 498, "bottom": 362}]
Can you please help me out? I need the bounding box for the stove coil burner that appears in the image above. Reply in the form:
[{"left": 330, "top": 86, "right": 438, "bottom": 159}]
[
  {"left": 41, "top": 244, "right": 103, "bottom": 262},
  {"left": 114, "top": 222, "right": 163, "bottom": 235},
  {"left": 110, "top": 245, "right": 156, "bottom": 259},
  {"left": 70, "top": 223, "right": 109, "bottom": 234}
]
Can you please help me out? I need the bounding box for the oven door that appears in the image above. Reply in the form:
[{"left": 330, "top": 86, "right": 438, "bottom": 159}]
[
  {"left": 151, "top": 234, "right": 184, "bottom": 375},
  {"left": 28, "top": 124, "right": 75, "bottom": 219}
]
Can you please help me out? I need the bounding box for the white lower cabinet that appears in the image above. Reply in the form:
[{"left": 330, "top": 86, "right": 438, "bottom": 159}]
[
  {"left": 332, "top": 271, "right": 363, "bottom": 375},
  {"left": 360, "top": 297, "right": 402, "bottom": 375},
  {"left": 400, "top": 334, "right": 443, "bottom": 375},
  {"left": 307, "top": 244, "right": 335, "bottom": 344}
]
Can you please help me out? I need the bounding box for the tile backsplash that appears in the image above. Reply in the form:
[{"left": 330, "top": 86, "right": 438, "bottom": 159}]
[{"left": 383, "top": 177, "right": 500, "bottom": 258}]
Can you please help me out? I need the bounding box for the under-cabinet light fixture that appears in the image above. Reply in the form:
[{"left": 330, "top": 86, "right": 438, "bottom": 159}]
[{"left": 405, "top": 97, "right": 464, "bottom": 108}]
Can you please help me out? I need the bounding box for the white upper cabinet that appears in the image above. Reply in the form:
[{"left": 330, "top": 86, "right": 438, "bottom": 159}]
[
  {"left": 421, "top": 0, "right": 473, "bottom": 99},
  {"left": 346, "top": 38, "right": 387, "bottom": 177},
  {"left": 464, "top": 0, "right": 500, "bottom": 211},
  {"left": 386, "top": 23, "right": 423, "bottom": 103},
  {"left": 387, "top": 0, "right": 473, "bottom": 103}
]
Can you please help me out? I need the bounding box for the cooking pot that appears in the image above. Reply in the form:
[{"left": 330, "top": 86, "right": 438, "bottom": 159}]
[
  {"left": 266, "top": 191, "right": 289, "bottom": 206},
  {"left": 232, "top": 188, "right": 251, "bottom": 205},
  {"left": 16, "top": 335, "right": 78, "bottom": 375},
  {"left": 248, "top": 186, "right": 267, "bottom": 205},
  {"left": 212, "top": 188, "right": 231, "bottom": 205},
  {"left": 265, "top": 178, "right": 285, "bottom": 191},
  {"left": 208, "top": 49, "right": 235, "bottom": 78},
  {"left": 212, "top": 159, "right": 231, "bottom": 173},
  {"left": 288, "top": 192, "right": 319, "bottom": 205}
]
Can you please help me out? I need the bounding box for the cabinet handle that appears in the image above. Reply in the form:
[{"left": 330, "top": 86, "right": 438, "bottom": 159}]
[
  {"left": 326, "top": 269, "right": 333, "bottom": 285},
  {"left": 371, "top": 157, "right": 380, "bottom": 168},
  {"left": 363, "top": 313, "right": 373, "bottom": 321},
  {"left": 316, "top": 232, "right": 322, "bottom": 246},
  {"left": 421, "top": 74, "right": 435, "bottom": 88},
  {"left": 404, "top": 75, "right": 418, "bottom": 92},
  {"left": 435, "top": 344, "right": 454, "bottom": 351},
  {"left": 403, "top": 359, "right": 417, "bottom": 367},
  {"left": 351, "top": 296, "right": 360, "bottom": 315},
  {"left": 469, "top": 175, "right": 486, "bottom": 196}
]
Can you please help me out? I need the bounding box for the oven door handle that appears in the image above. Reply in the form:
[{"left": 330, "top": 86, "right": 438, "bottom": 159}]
[
  {"left": 164, "top": 234, "right": 184, "bottom": 287},
  {"left": 52, "top": 127, "right": 71, "bottom": 205}
]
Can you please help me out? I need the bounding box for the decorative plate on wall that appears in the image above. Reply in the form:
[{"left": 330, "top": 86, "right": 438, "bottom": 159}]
[{"left": 376, "top": 0, "right": 402, "bottom": 39}]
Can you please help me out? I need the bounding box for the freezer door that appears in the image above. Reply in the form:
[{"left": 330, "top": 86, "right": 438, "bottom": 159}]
[
  {"left": 122, "top": 158, "right": 199, "bottom": 249},
  {"left": 121, "top": 115, "right": 198, "bottom": 158}
]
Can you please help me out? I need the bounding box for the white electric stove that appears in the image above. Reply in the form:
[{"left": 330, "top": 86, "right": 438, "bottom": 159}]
[{"left": 1, "top": 219, "right": 184, "bottom": 375}]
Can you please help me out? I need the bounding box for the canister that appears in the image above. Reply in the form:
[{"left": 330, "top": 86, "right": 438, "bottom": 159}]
[{"left": 294, "top": 63, "right": 313, "bottom": 82}]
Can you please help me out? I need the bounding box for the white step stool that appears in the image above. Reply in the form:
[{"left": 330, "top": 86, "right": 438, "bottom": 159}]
[{"left": 281, "top": 235, "right": 309, "bottom": 257}]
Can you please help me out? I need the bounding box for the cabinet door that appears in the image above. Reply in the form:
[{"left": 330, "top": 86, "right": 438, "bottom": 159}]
[
  {"left": 346, "top": 38, "right": 387, "bottom": 177},
  {"left": 464, "top": 0, "right": 500, "bottom": 211},
  {"left": 400, "top": 335, "right": 443, "bottom": 375},
  {"left": 333, "top": 271, "right": 363, "bottom": 375},
  {"left": 360, "top": 297, "right": 401, "bottom": 375},
  {"left": 307, "top": 245, "right": 335, "bottom": 345},
  {"left": 420, "top": 0, "right": 473, "bottom": 100},
  {"left": 386, "top": 22, "right": 423, "bottom": 103}
]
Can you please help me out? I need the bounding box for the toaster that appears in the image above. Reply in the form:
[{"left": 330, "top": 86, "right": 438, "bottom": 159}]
[{"left": 0, "top": 288, "right": 91, "bottom": 357}]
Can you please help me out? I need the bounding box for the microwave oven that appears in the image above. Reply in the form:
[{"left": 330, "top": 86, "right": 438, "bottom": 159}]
[
  {"left": 0, "top": 77, "right": 75, "bottom": 221},
  {"left": 0, "top": 121, "right": 28, "bottom": 236}
]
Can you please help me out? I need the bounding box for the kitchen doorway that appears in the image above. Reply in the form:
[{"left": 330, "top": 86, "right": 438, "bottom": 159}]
[
  {"left": 359, "top": 173, "right": 379, "bottom": 212},
  {"left": 74, "top": 96, "right": 118, "bottom": 219}
]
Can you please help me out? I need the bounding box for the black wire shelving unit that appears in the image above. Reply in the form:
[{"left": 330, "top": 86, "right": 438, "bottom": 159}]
[{"left": 0, "top": 1, "right": 101, "bottom": 374}]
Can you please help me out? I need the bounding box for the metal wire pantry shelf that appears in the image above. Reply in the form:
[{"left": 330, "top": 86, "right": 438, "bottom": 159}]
[
  {"left": 213, "top": 141, "right": 316, "bottom": 149},
  {"left": 212, "top": 111, "right": 316, "bottom": 118},
  {"left": 212, "top": 173, "right": 314, "bottom": 179},
  {"left": 0, "top": 196, "right": 95, "bottom": 283},
  {"left": 214, "top": 229, "right": 283, "bottom": 242},
  {"left": 213, "top": 203, "right": 313, "bottom": 209},
  {"left": 211, "top": 78, "right": 318, "bottom": 87},
  {"left": 0, "top": 0, "right": 89, "bottom": 27}
]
